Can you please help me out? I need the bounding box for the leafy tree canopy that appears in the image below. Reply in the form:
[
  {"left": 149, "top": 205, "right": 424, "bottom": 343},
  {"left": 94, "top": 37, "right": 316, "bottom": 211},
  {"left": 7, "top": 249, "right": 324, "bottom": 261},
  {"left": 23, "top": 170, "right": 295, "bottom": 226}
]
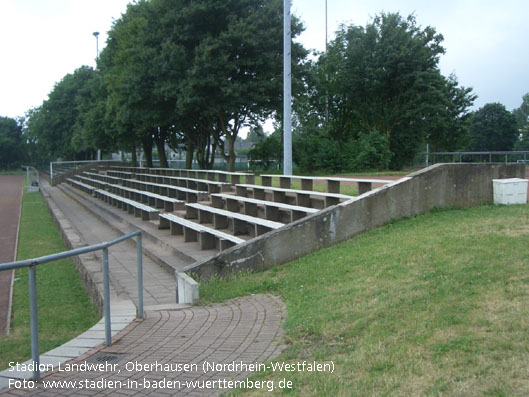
[
  {"left": 0, "top": 116, "right": 26, "bottom": 169},
  {"left": 25, "top": 66, "right": 100, "bottom": 160},
  {"left": 300, "top": 12, "right": 475, "bottom": 170},
  {"left": 468, "top": 103, "right": 517, "bottom": 151}
]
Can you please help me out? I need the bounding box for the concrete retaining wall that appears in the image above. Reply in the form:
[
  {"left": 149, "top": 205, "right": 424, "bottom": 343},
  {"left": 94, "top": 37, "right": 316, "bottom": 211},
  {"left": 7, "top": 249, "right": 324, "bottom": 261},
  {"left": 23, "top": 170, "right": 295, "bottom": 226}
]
[{"left": 184, "top": 163, "right": 525, "bottom": 279}]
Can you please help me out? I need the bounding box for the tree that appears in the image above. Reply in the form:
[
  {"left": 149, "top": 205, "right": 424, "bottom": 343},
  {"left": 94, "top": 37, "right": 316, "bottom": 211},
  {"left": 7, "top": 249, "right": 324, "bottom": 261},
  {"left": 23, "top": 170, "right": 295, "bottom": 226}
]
[
  {"left": 513, "top": 93, "right": 529, "bottom": 150},
  {"left": 513, "top": 93, "right": 529, "bottom": 131},
  {"left": 25, "top": 66, "right": 99, "bottom": 160},
  {"left": 0, "top": 116, "right": 26, "bottom": 169},
  {"left": 467, "top": 103, "right": 518, "bottom": 151},
  {"left": 248, "top": 130, "right": 282, "bottom": 171},
  {"left": 303, "top": 13, "right": 475, "bottom": 169},
  {"left": 149, "top": 0, "right": 306, "bottom": 171}
]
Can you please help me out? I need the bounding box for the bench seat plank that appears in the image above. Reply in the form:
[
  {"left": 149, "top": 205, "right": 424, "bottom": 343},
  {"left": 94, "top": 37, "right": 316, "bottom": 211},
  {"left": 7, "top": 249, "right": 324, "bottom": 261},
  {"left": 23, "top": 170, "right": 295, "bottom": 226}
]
[
  {"left": 94, "top": 189, "right": 159, "bottom": 221},
  {"left": 211, "top": 193, "right": 319, "bottom": 222},
  {"left": 159, "top": 213, "right": 244, "bottom": 251},
  {"left": 235, "top": 184, "right": 351, "bottom": 208},
  {"left": 185, "top": 203, "right": 284, "bottom": 237}
]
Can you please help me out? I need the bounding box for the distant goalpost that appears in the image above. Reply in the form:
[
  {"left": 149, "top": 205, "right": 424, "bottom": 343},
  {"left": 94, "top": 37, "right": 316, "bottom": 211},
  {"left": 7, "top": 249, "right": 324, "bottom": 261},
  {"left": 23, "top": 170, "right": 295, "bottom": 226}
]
[{"left": 22, "top": 166, "right": 39, "bottom": 192}]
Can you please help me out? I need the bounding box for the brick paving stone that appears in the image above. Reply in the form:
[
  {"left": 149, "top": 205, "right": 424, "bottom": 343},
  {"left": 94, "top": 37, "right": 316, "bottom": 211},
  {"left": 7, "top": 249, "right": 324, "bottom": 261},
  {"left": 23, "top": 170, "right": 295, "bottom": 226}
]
[{"left": 1, "top": 294, "right": 286, "bottom": 396}]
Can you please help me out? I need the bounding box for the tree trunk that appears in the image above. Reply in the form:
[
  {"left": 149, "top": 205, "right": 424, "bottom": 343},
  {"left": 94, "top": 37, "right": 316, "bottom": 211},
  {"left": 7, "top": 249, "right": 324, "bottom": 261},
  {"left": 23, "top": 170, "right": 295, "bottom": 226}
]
[
  {"left": 142, "top": 138, "right": 153, "bottom": 168},
  {"left": 155, "top": 137, "right": 169, "bottom": 168},
  {"left": 226, "top": 136, "right": 236, "bottom": 172},
  {"left": 131, "top": 142, "right": 137, "bottom": 167},
  {"left": 185, "top": 139, "right": 194, "bottom": 169}
]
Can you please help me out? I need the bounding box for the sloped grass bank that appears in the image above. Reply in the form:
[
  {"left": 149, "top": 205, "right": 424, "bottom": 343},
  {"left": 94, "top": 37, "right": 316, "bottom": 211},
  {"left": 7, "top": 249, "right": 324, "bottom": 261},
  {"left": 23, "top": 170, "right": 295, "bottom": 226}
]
[
  {"left": 0, "top": 192, "right": 99, "bottom": 370},
  {"left": 200, "top": 204, "right": 529, "bottom": 395}
]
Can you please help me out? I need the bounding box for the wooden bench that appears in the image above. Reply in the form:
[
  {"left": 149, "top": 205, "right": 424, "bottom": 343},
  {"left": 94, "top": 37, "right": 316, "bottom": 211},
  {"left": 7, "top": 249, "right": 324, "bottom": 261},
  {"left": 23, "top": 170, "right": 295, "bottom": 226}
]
[
  {"left": 83, "top": 171, "right": 122, "bottom": 185},
  {"left": 211, "top": 193, "right": 319, "bottom": 222},
  {"left": 106, "top": 170, "right": 134, "bottom": 180},
  {"left": 122, "top": 179, "right": 208, "bottom": 203},
  {"left": 138, "top": 174, "right": 231, "bottom": 194},
  {"left": 185, "top": 203, "right": 284, "bottom": 237},
  {"left": 197, "top": 170, "right": 256, "bottom": 185},
  {"left": 74, "top": 175, "right": 109, "bottom": 190},
  {"left": 66, "top": 178, "right": 95, "bottom": 195},
  {"left": 260, "top": 174, "right": 395, "bottom": 194},
  {"left": 159, "top": 213, "right": 244, "bottom": 251},
  {"left": 235, "top": 184, "right": 352, "bottom": 208},
  {"left": 93, "top": 189, "right": 159, "bottom": 221},
  {"left": 108, "top": 184, "right": 184, "bottom": 212},
  {"left": 106, "top": 166, "right": 256, "bottom": 184}
]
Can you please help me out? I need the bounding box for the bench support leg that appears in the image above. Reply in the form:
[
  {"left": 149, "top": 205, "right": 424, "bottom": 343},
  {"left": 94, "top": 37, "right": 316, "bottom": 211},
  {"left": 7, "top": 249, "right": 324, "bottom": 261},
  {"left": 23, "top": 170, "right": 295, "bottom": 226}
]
[
  {"left": 184, "top": 227, "right": 198, "bottom": 243},
  {"left": 214, "top": 214, "right": 229, "bottom": 230},
  {"left": 199, "top": 232, "right": 215, "bottom": 250},
  {"left": 358, "top": 181, "right": 372, "bottom": 195},
  {"left": 327, "top": 180, "right": 340, "bottom": 193},
  {"left": 265, "top": 206, "right": 279, "bottom": 221}
]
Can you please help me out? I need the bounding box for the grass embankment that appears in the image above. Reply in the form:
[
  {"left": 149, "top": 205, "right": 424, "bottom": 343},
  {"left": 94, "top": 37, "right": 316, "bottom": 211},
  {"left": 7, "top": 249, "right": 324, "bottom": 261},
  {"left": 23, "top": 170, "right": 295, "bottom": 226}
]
[
  {"left": 0, "top": 192, "right": 99, "bottom": 370},
  {"left": 200, "top": 204, "right": 529, "bottom": 395}
]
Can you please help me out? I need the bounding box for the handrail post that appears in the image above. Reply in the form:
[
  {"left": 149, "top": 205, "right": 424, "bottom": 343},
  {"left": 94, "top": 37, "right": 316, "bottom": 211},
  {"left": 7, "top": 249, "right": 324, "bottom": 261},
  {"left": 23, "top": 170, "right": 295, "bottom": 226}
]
[
  {"left": 102, "top": 247, "right": 111, "bottom": 346},
  {"left": 137, "top": 233, "right": 144, "bottom": 319},
  {"left": 28, "top": 264, "right": 40, "bottom": 381}
]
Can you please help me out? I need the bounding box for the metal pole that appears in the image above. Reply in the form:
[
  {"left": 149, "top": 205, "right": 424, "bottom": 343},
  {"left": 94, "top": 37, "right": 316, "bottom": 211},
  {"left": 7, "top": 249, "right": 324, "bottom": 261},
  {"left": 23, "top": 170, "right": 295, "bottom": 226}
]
[
  {"left": 102, "top": 248, "right": 111, "bottom": 346},
  {"left": 50, "top": 162, "right": 53, "bottom": 182},
  {"left": 28, "top": 265, "right": 40, "bottom": 381},
  {"left": 137, "top": 234, "right": 144, "bottom": 319},
  {"left": 283, "top": 0, "right": 292, "bottom": 175},
  {"left": 325, "top": 0, "right": 328, "bottom": 52}
]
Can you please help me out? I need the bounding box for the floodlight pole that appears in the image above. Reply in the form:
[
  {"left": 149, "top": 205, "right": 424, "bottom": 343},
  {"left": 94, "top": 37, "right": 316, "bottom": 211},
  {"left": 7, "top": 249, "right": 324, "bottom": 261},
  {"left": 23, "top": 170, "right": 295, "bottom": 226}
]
[
  {"left": 93, "top": 31, "right": 100, "bottom": 60},
  {"left": 283, "top": 0, "right": 292, "bottom": 175},
  {"left": 93, "top": 31, "right": 101, "bottom": 162},
  {"left": 325, "top": 0, "right": 328, "bottom": 52}
]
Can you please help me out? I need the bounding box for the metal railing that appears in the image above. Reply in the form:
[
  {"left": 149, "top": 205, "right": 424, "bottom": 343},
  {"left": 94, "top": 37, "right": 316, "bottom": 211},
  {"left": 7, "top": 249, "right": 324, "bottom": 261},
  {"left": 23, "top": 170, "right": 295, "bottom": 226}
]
[
  {"left": 423, "top": 151, "right": 529, "bottom": 165},
  {"left": 0, "top": 230, "right": 143, "bottom": 381}
]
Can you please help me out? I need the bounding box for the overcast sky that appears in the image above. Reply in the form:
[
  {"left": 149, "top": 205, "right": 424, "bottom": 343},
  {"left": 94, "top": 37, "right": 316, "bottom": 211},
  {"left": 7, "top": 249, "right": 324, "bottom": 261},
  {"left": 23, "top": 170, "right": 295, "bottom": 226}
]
[{"left": 1, "top": 0, "right": 528, "bottom": 120}]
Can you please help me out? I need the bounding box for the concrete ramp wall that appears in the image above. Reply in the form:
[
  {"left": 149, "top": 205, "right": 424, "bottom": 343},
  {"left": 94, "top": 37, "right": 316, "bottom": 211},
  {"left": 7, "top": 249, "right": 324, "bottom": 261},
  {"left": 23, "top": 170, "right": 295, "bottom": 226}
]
[{"left": 183, "top": 163, "right": 525, "bottom": 279}]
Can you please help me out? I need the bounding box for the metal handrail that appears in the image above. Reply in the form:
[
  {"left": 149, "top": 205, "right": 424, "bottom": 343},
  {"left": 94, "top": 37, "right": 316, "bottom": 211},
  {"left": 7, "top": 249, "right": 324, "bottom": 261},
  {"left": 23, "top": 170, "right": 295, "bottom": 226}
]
[{"left": 0, "top": 230, "right": 143, "bottom": 381}]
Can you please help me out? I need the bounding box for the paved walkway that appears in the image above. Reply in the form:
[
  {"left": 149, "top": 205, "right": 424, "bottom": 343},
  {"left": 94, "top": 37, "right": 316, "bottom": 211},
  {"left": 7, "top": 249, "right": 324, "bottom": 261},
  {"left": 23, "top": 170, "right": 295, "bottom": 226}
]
[
  {"left": 43, "top": 179, "right": 178, "bottom": 308},
  {"left": 0, "top": 179, "right": 286, "bottom": 395},
  {"left": 0, "top": 175, "right": 24, "bottom": 335},
  {"left": 1, "top": 294, "right": 285, "bottom": 396}
]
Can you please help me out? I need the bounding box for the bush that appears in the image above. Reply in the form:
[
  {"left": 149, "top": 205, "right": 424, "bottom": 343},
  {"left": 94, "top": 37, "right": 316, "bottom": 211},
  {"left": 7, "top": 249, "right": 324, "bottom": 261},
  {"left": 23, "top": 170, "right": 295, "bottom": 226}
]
[
  {"left": 295, "top": 134, "right": 348, "bottom": 173},
  {"left": 350, "top": 130, "right": 392, "bottom": 170},
  {"left": 248, "top": 133, "right": 282, "bottom": 171}
]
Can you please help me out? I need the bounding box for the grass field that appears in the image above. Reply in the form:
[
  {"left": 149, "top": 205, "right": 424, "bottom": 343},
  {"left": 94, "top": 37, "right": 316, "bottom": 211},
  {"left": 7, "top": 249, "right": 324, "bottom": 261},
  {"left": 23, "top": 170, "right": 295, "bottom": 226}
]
[
  {"left": 200, "top": 203, "right": 529, "bottom": 396},
  {"left": 0, "top": 192, "right": 99, "bottom": 370}
]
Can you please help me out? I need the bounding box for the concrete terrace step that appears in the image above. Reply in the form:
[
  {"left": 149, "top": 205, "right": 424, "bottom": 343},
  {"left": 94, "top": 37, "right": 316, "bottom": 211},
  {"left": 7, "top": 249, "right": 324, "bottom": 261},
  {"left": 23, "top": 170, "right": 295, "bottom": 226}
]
[{"left": 57, "top": 183, "right": 214, "bottom": 272}]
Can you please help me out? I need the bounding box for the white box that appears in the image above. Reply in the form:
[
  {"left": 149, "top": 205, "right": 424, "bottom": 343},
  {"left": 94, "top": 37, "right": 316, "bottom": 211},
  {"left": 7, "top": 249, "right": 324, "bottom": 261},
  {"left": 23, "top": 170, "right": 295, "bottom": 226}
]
[{"left": 493, "top": 178, "right": 528, "bottom": 205}]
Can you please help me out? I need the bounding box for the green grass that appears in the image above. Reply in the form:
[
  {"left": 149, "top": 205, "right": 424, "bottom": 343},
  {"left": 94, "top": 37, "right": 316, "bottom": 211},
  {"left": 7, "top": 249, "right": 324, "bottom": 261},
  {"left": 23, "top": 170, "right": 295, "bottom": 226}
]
[
  {"left": 200, "top": 204, "right": 529, "bottom": 396},
  {"left": 0, "top": 192, "right": 99, "bottom": 370}
]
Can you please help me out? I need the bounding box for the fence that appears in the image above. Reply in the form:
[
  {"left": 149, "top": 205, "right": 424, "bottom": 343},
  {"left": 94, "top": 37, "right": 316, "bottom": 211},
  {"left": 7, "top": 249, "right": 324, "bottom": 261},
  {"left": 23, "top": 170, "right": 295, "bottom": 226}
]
[
  {"left": 138, "top": 159, "right": 250, "bottom": 171},
  {"left": 0, "top": 230, "right": 143, "bottom": 381},
  {"left": 424, "top": 151, "right": 529, "bottom": 166}
]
